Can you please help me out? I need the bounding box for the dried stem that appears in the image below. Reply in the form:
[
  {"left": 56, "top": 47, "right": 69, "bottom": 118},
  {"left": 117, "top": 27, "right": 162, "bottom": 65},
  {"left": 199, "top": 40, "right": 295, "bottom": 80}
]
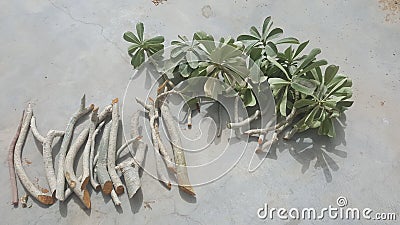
[
  {"left": 107, "top": 98, "right": 124, "bottom": 195},
  {"left": 160, "top": 100, "right": 195, "bottom": 196},
  {"left": 116, "top": 137, "right": 142, "bottom": 157},
  {"left": 8, "top": 110, "right": 24, "bottom": 205},
  {"left": 14, "top": 104, "right": 54, "bottom": 205},
  {"left": 64, "top": 125, "right": 91, "bottom": 209},
  {"left": 187, "top": 109, "right": 192, "bottom": 128},
  {"left": 81, "top": 108, "right": 99, "bottom": 190},
  {"left": 110, "top": 189, "right": 121, "bottom": 206},
  {"left": 56, "top": 95, "right": 94, "bottom": 201},
  {"left": 245, "top": 108, "right": 297, "bottom": 135},
  {"left": 89, "top": 121, "right": 105, "bottom": 190},
  {"left": 30, "top": 116, "right": 46, "bottom": 143},
  {"left": 43, "top": 130, "right": 64, "bottom": 195},
  {"left": 149, "top": 102, "right": 171, "bottom": 189},
  {"left": 95, "top": 121, "right": 113, "bottom": 195}
]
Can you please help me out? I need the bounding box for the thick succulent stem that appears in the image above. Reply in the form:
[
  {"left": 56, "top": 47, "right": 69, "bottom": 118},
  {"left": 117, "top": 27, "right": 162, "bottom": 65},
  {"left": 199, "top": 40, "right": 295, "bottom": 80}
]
[
  {"left": 56, "top": 95, "right": 94, "bottom": 201},
  {"left": 160, "top": 100, "right": 195, "bottom": 196},
  {"left": 43, "top": 130, "right": 65, "bottom": 195},
  {"left": 8, "top": 110, "right": 25, "bottom": 205},
  {"left": 89, "top": 121, "right": 105, "bottom": 190},
  {"left": 64, "top": 125, "right": 91, "bottom": 209},
  {"left": 107, "top": 98, "right": 124, "bottom": 195},
  {"left": 149, "top": 102, "right": 171, "bottom": 189},
  {"left": 81, "top": 108, "right": 99, "bottom": 190},
  {"left": 110, "top": 189, "right": 121, "bottom": 206},
  {"left": 95, "top": 121, "right": 113, "bottom": 195},
  {"left": 14, "top": 105, "right": 54, "bottom": 205},
  {"left": 30, "top": 116, "right": 46, "bottom": 143}
]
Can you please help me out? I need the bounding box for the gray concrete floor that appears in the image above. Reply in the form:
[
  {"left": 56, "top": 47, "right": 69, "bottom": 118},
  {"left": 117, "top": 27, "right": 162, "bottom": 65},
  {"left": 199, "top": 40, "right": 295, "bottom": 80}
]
[{"left": 1, "top": 0, "right": 399, "bottom": 224}]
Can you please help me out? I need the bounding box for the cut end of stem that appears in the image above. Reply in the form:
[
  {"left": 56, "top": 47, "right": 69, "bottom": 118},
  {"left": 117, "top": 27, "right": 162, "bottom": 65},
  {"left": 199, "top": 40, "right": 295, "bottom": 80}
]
[
  {"left": 102, "top": 181, "right": 113, "bottom": 195},
  {"left": 115, "top": 185, "right": 124, "bottom": 195},
  {"left": 82, "top": 189, "right": 91, "bottom": 209},
  {"left": 112, "top": 98, "right": 119, "bottom": 104},
  {"left": 81, "top": 177, "right": 90, "bottom": 190},
  {"left": 38, "top": 195, "right": 55, "bottom": 205},
  {"left": 179, "top": 185, "right": 196, "bottom": 196}
]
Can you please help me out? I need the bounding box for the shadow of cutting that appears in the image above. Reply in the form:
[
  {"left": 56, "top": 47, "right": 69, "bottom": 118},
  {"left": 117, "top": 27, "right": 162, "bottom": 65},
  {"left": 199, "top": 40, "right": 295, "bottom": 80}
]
[{"left": 270, "top": 115, "right": 348, "bottom": 183}]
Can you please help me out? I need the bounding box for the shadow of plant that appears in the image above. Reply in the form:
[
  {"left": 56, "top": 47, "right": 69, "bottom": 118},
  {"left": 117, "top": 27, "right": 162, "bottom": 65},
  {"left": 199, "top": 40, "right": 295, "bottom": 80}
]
[{"left": 269, "top": 115, "right": 348, "bottom": 182}]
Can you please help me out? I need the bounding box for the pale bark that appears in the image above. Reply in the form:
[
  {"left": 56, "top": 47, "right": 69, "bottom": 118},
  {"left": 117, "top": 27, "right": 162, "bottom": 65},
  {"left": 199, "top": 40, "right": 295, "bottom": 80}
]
[
  {"left": 43, "top": 130, "right": 64, "bottom": 195},
  {"left": 56, "top": 95, "right": 94, "bottom": 201},
  {"left": 96, "top": 121, "right": 113, "bottom": 195},
  {"left": 30, "top": 116, "right": 46, "bottom": 143},
  {"left": 14, "top": 105, "right": 54, "bottom": 205},
  {"left": 160, "top": 101, "right": 195, "bottom": 196},
  {"left": 107, "top": 98, "right": 124, "bottom": 195},
  {"left": 8, "top": 110, "right": 24, "bottom": 205},
  {"left": 227, "top": 110, "right": 260, "bottom": 129}
]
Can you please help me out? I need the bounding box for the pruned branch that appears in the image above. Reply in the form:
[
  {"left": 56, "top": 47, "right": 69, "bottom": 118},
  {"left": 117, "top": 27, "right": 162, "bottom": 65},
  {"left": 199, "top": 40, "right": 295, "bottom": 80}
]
[
  {"left": 56, "top": 94, "right": 94, "bottom": 201},
  {"left": 95, "top": 121, "right": 113, "bottom": 195},
  {"left": 160, "top": 100, "right": 195, "bottom": 196},
  {"left": 8, "top": 110, "right": 25, "bottom": 205},
  {"left": 14, "top": 104, "right": 54, "bottom": 205},
  {"left": 227, "top": 110, "right": 260, "bottom": 129},
  {"left": 30, "top": 116, "right": 46, "bottom": 143},
  {"left": 107, "top": 98, "right": 124, "bottom": 195},
  {"left": 89, "top": 121, "right": 105, "bottom": 190},
  {"left": 43, "top": 130, "right": 64, "bottom": 195}
]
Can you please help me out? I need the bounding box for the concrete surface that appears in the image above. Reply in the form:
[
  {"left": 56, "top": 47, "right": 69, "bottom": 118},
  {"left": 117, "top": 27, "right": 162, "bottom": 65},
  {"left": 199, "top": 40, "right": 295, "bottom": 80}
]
[{"left": 1, "top": 0, "right": 399, "bottom": 224}]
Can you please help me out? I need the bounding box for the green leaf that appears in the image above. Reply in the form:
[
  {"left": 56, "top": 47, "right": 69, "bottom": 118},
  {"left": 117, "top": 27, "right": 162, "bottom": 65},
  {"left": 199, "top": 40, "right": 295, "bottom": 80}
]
[
  {"left": 294, "top": 99, "right": 316, "bottom": 108},
  {"left": 242, "top": 89, "right": 257, "bottom": 107},
  {"left": 267, "top": 56, "right": 289, "bottom": 79},
  {"left": 186, "top": 50, "right": 199, "bottom": 69},
  {"left": 279, "top": 86, "right": 288, "bottom": 116},
  {"left": 136, "top": 22, "right": 144, "bottom": 41},
  {"left": 123, "top": 31, "right": 140, "bottom": 44},
  {"left": 204, "top": 78, "right": 223, "bottom": 99},
  {"left": 128, "top": 44, "right": 140, "bottom": 55},
  {"left": 146, "top": 36, "right": 164, "bottom": 44},
  {"left": 179, "top": 63, "right": 191, "bottom": 77},
  {"left": 237, "top": 34, "right": 259, "bottom": 41},
  {"left": 294, "top": 40, "right": 309, "bottom": 59},
  {"left": 262, "top": 17, "right": 272, "bottom": 38},
  {"left": 300, "top": 60, "right": 328, "bottom": 75},
  {"left": 266, "top": 28, "right": 283, "bottom": 41},
  {"left": 295, "top": 48, "right": 322, "bottom": 74},
  {"left": 291, "top": 77, "right": 317, "bottom": 95},
  {"left": 276, "top": 37, "right": 300, "bottom": 45},
  {"left": 264, "top": 42, "right": 278, "bottom": 56},
  {"left": 318, "top": 118, "right": 335, "bottom": 137},
  {"left": 250, "top": 26, "right": 262, "bottom": 39},
  {"left": 324, "top": 65, "right": 339, "bottom": 85},
  {"left": 131, "top": 49, "right": 145, "bottom": 68}
]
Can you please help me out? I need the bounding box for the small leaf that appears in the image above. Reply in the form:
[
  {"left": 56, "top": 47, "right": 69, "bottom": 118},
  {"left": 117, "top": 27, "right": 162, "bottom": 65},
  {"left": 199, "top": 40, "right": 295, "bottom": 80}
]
[
  {"left": 242, "top": 89, "right": 257, "bottom": 107},
  {"left": 267, "top": 56, "right": 289, "bottom": 79},
  {"left": 146, "top": 36, "right": 165, "bottom": 44},
  {"left": 324, "top": 65, "right": 339, "bottom": 85},
  {"left": 262, "top": 17, "right": 272, "bottom": 38},
  {"left": 179, "top": 63, "right": 192, "bottom": 77},
  {"left": 131, "top": 49, "right": 145, "bottom": 68},
  {"left": 123, "top": 31, "right": 140, "bottom": 44},
  {"left": 279, "top": 86, "right": 288, "bottom": 116},
  {"left": 237, "top": 34, "right": 259, "bottom": 41},
  {"left": 291, "top": 77, "right": 317, "bottom": 95},
  {"left": 128, "top": 44, "right": 140, "bottom": 55},
  {"left": 294, "top": 40, "right": 309, "bottom": 59},
  {"left": 186, "top": 51, "right": 199, "bottom": 69},
  {"left": 294, "top": 99, "right": 316, "bottom": 108},
  {"left": 294, "top": 48, "right": 321, "bottom": 74},
  {"left": 264, "top": 42, "right": 278, "bottom": 56},
  {"left": 136, "top": 22, "right": 144, "bottom": 41},
  {"left": 300, "top": 60, "right": 328, "bottom": 75},
  {"left": 276, "top": 37, "right": 300, "bottom": 45},
  {"left": 266, "top": 28, "right": 283, "bottom": 41},
  {"left": 250, "top": 26, "right": 262, "bottom": 39}
]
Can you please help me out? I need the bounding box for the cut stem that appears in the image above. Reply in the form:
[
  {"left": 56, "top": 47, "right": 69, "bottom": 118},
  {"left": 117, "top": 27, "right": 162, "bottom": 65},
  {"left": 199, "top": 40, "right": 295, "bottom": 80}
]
[
  {"left": 95, "top": 121, "right": 113, "bottom": 195},
  {"left": 160, "top": 100, "right": 195, "bottom": 196},
  {"left": 107, "top": 98, "right": 124, "bottom": 195},
  {"left": 43, "top": 130, "right": 64, "bottom": 195},
  {"left": 8, "top": 110, "right": 25, "bottom": 205},
  {"left": 56, "top": 95, "right": 94, "bottom": 201},
  {"left": 14, "top": 104, "right": 54, "bottom": 205},
  {"left": 30, "top": 116, "right": 46, "bottom": 143}
]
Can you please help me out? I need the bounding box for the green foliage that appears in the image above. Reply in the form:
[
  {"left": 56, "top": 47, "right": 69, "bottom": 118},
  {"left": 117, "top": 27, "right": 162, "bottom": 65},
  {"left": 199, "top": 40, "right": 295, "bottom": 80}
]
[
  {"left": 123, "top": 22, "right": 164, "bottom": 68},
  {"left": 123, "top": 17, "right": 353, "bottom": 138}
]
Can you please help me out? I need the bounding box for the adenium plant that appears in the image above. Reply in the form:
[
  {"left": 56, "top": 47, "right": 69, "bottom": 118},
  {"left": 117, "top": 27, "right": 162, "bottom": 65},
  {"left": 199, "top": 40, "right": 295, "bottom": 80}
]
[{"left": 123, "top": 17, "right": 353, "bottom": 143}]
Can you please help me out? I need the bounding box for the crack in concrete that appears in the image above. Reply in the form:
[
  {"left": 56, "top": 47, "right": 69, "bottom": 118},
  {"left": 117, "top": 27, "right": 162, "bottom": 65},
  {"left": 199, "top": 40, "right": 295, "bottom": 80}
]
[{"left": 47, "top": 0, "right": 129, "bottom": 64}]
